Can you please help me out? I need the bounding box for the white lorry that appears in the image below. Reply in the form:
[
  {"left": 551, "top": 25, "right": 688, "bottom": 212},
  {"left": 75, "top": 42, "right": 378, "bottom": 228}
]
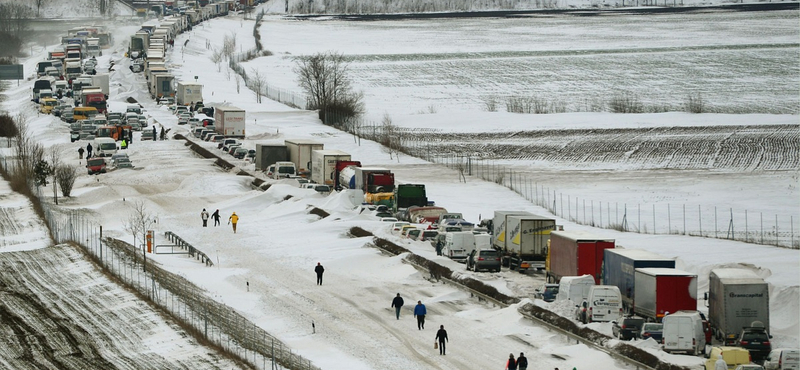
[
  {"left": 176, "top": 81, "right": 203, "bottom": 107},
  {"left": 310, "top": 149, "right": 351, "bottom": 186},
  {"left": 214, "top": 106, "right": 246, "bottom": 138}
]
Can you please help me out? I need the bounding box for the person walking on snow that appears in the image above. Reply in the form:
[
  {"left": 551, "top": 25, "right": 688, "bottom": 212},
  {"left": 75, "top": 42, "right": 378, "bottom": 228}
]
[
  {"left": 314, "top": 262, "right": 324, "bottom": 285},
  {"left": 228, "top": 212, "right": 238, "bottom": 233},
  {"left": 211, "top": 209, "right": 221, "bottom": 226},
  {"left": 505, "top": 353, "right": 517, "bottom": 370},
  {"left": 391, "top": 293, "right": 404, "bottom": 320},
  {"left": 517, "top": 353, "right": 528, "bottom": 370},
  {"left": 414, "top": 301, "right": 426, "bottom": 330},
  {"left": 435, "top": 325, "right": 448, "bottom": 355},
  {"left": 201, "top": 208, "right": 209, "bottom": 227},
  {"left": 86, "top": 143, "right": 93, "bottom": 158},
  {"left": 78, "top": 146, "right": 84, "bottom": 159}
]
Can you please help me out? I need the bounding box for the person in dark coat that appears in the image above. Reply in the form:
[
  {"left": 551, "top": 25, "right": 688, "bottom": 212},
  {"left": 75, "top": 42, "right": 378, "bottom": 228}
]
[
  {"left": 414, "top": 301, "right": 426, "bottom": 330},
  {"left": 152, "top": 126, "right": 156, "bottom": 140},
  {"left": 160, "top": 126, "right": 166, "bottom": 140},
  {"left": 517, "top": 353, "right": 528, "bottom": 370},
  {"left": 314, "top": 262, "right": 324, "bottom": 285},
  {"left": 211, "top": 209, "right": 221, "bottom": 226},
  {"left": 435, "top": 325, "right": 448, "bottom": 355},
  {"left": 78, "top": 146, "right": 84, "bottom": 159},
  {"left": 391, "top": 293, "right": 404, "bottom": 320},
  {"left": 505, "top": 353, "right": 517, "bottom": 370},
  {"left": 201, "top": 208, "right": 209, "bottom": 227},
  {"left": 86, "top": 143, "right": 92, "bottom": 158}
]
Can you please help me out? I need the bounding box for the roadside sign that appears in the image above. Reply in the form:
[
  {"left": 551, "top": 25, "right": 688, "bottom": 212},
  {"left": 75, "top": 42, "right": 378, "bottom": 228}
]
[{"left": 0, "top": 65, "right": 23, "bottom": 80}]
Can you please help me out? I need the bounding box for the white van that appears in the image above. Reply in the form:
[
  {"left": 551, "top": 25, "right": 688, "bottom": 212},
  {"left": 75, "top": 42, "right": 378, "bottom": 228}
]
[
  {"left": 582, "top": 285, "right": 622, "bottom": 323},
  {"left": 443, "top": 231, "right": 487, "bottom": 261},
  {"left": 93, "top": 137, "right": 118, "bottom": 157},
  {"left": 764, "top": 348, "right": 800, "bottom": 370},
  {"left": 267, "top": 161, "right": 297, "bottom": 179},
  {"left": 557, "top": 274, "right": 595, "bottom": 303},
  {"left": 662, "top": 310, "right": 706, "bottom": 355}
]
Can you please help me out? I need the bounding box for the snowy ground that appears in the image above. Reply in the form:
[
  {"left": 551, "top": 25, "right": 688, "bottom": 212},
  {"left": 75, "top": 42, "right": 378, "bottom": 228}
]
[{"left": 0, "top": 3, "right": 798, "bottom": 370}]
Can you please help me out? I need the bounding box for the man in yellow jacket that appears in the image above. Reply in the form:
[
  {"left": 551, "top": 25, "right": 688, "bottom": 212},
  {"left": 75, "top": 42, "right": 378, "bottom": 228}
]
[{"left": 228, "top": 212, "right": 239, "bottom": 233}]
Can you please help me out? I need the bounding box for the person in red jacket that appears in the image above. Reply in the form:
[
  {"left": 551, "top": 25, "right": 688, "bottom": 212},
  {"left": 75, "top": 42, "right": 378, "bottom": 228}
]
[{"left": 505, "top": 353, "right": 517, "bottom": 370}]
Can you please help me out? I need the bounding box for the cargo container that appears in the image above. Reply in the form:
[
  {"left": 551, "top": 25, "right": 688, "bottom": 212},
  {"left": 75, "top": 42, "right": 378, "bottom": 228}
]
[
  {"left": 708, "top": 268, "right": 770, "bottom": 345},
  {"left": 255, "top": 144, "right": 288, "bottom": 172},
  {"left": 214, "top": 106, "right": 246, "bottom": 138},
  {"left": 602, "top": 248, "right": 676, "bottom": 313},
  {"left": 150, "top": 73, "right": 175, "bottom": 99},
  {"left": 176, "top": 81, "right": 203, "bottom": 106},
  {"left": 546, "top": 231, "right": 615, "bottom": 284},
  {"left": 392, "top": 184, "right": 428, "bottom": 212},
  {"left": 91, "top": 74, "right": 109, "bottom": 96},
  {"left": 285, "top": 139, "right": 323, "bottom": 177},
  {"left": 491, "top": 211, "right": 535, "bottom": 251},
  {"left": 634, "top": 268, "right": 697, "bottom": 321},
  {"left": 310, "top": 149, "right": 351, "bottom": 186},
  {"left": 504, "top": 214, "right": 557, "bottom": 272}
]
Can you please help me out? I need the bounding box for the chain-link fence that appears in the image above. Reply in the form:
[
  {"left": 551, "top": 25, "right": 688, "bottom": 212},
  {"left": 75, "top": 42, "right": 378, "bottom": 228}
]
[
  {"left": 44, "top": 206, "right": 321, "bottom": 370},
  {"left": 346, "top": 121, "right": 799, "bottom": 249}
]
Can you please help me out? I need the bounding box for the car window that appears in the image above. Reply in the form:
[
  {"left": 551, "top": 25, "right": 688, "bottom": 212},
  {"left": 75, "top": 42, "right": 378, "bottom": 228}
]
[
  {"left": 643, "top": 323, "right": 662, "bottom": 330},
  {"left": 479, "top": 250, "right": 498, "bottom": 258}
]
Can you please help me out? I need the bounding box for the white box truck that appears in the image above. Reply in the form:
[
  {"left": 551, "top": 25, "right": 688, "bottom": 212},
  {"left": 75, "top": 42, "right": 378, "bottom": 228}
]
[
  {"left": 708, "top": 268, "right": 770, "bottom": 345},
  {"left": 310, "top": 149, "right": 351, "bottom": 186},
  {"left": 176, "top": 81, "right": 203, "bottom": 106},
  {"left": 285, "top": 139, "right": 323, "bottom": 178},
  {"left": 214, "top": 106, "right": 246, "bottom": 138}
]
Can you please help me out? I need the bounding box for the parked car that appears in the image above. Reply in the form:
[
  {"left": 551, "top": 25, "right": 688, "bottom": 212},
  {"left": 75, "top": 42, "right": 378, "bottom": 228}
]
[
  {"left": 233, "top": 147, "right": 248, "bottom": 159},
  {"left": 407, "top": 229, "right": 422, "bottom": 240},
  {"left": 400, "top": 225, "right": 418, "bottom": 237},
  {"left": 738, "top": 327, "right": 772, "bottom": 363},
  {"left": 188, "top": 117, "right": 200, "bottom": 127},
  {"left": 141, "top": 130, "right": 155, "bottom": 141},
  {"left": 534, "top": 283, "right": 560, "bottom": 303},
  {"left": 247, "top": 149, "right": 256, "bottom": 159},
  {"left": 178, "top": 114, "right": 190, "bottom": 125},
  {"left": 418, "top": 230, "right": 438, "bottom": 242},
  {"left": 227, "top": 144, "right": 242, "bottom": 155},
  {"left": 221, "top": 139, "right": 239, "bottom": 151},
  {"left": 391, "top": 222, "right": 410, "bottom": 235},
  {"left": 764, "top": 348, "right": 799, "bottom": 370},
  {"left": 86, "top": 157, "right": 106, "bottom": 175},
  {"left": 734, "top": 365, "right": 766, "bottom": 370},
  {"left": 313, "top": 185, "right": 332, "bottom": 194},
  {"left": 380, "top": 217, "right": 398, "bottom": 223},
  {"left": 114, "top": 157, "right": 134, "bottom": 169},
  {"left": 465, "top": 249, "right": 501, "bottom": 272},
  {"left": 640, "top": 322, "right": 664, "bottom": 342},
  {"left": 705, "top": 346, "right": 752, "bottom": 370},
  {"left": 612, "top": 317, "right": 645, "bottom": 340}
]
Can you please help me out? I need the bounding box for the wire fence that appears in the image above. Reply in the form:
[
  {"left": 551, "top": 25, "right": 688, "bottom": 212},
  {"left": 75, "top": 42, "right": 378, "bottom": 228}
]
[
  {"left": 43, "top": 206, "right": 321, "bottom": 370},
  {"left": 347, "top": 121, "right": 799, "bottom": 249}
]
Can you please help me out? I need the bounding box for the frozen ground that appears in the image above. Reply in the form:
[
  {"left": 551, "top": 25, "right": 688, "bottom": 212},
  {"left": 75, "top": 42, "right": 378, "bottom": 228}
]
[{"left": 0, "top": 2, "right": 797, "bottom": 370}]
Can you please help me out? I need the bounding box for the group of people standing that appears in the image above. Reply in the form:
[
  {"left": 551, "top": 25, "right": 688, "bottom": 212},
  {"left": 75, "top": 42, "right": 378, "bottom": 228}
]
[
  {"left": 391, "top": 294, "right": 449, "bottom": 355},
  {"left": 505, "top": 352, "right": 529, "bottom": 370},
  {"left": 200, "top": 208, "right": 237, "bottom": 233}
]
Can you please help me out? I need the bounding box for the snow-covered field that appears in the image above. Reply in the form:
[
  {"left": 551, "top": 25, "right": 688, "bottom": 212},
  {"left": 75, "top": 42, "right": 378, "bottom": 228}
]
[{"left": 0, "top": 2, "right": 798, "bottom": 370}]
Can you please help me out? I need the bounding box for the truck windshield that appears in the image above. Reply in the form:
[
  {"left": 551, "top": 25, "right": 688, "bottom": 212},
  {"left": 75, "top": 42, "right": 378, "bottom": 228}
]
[
  {"left": 100, "top": 143, "right": 116, "bottom": 150},
  {"left": 278, "top": 166, "right": 295, "bottom": 175}
]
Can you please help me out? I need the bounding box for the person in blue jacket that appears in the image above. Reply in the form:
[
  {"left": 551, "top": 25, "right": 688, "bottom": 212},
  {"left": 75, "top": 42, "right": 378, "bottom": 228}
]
[{"left": 414, "top": 301, "right": 426, "bottom": 330}]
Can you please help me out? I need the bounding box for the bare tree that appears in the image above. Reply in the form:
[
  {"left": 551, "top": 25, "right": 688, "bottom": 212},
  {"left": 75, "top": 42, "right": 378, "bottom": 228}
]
[
  {"left": 55, "top": 165, "right": 78, "bottom": 197},
  {"left": 249, "top": 68, "right": 266, "bottom": 103},
  {"left": 35, "top": 0, "right": 49, "bottom": 18},
  {"left": 210, "top": 48, "right": 223, "bottom": 72},
  {"left": 295, "top": 51, "right": 364, "bottom": 125},
  {"left": 48, "top": 147, "right": 60, "bottom": 204},
  {"left": 124, "top": 201, "right": 156, "bottom": 251},
  {"left": 13, "top": 114, "right": 44, "bottom": 182},
  {"left": 0, "top": 114, "right": 19, "bottom": 147},
  {"left": 379, "top": 114, "right": 402, "bottom": 162},
  {"left": 0, "top": 3, "right": 33, "bottom": 55}
]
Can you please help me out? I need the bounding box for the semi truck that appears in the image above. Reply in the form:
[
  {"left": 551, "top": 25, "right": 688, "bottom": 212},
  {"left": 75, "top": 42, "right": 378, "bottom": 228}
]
[
  {"left": 354, "top": 167, "right": 394, "bottom": 194},
  {"left": 91, "top": 74, "right": 110, "bottom": 96},
  {"left": 546, "top": 231, "right": 615, "bottom": 284},
  {"left": 504, "top": 214, "right": 557, "bottom": 272},
  {"left": 310, "top": 150, "right": 351, "bottom": 186},
  {"left": 285, "top": 139, "right": 323, "bottom": 178},
  {"left": 491, "top": 211, "right": 534, "bottom": 252},
  {"left": 602, "top": 248, "right": 676, "bottom": 313},
  {"left": 150, "top": 73, "right": 175, "bottom": 100},
  {"left": 255, "top": 144, "right": 288, "bottom": 172},
  {"left": 334, "top": 160, "right": 361, "bottom": 190},
  {"left": 707, "top": 268, "right": 770, "bottom": 345},
  {"left": 80, "top": 88, "right": 107, "bottom": 114},
  {"left": 634, "top": 267, "right": 698, "bottom": 322},
  {"left": 393, "top": 184, "right": 427, "bottom": 212},
  {"left": 176, "top": 81, "right": 203, "bottom": 106},
  {"left": 214, "top": 106, "right": 246, "bottom": 138}
]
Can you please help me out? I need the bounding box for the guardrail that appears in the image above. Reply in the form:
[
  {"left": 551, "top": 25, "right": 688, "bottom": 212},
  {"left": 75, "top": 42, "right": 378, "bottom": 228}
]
[{"left": 163, "top": 231, "right": 214, "bottom": 266}]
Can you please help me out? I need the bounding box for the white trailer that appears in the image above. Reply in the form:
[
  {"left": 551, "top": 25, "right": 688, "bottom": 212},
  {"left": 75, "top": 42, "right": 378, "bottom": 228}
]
[
  {"left": 310, "top": 149, "right": 351, "bottom": 186},
  {"left": 214, "top": 106, "right": 246, "bottom": 138},
  {"left": 176, "top": 81, "right": 203, "bottom": 106},
  {"left": 285, "top": 139, "right": 323, "bottom": 177}
]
